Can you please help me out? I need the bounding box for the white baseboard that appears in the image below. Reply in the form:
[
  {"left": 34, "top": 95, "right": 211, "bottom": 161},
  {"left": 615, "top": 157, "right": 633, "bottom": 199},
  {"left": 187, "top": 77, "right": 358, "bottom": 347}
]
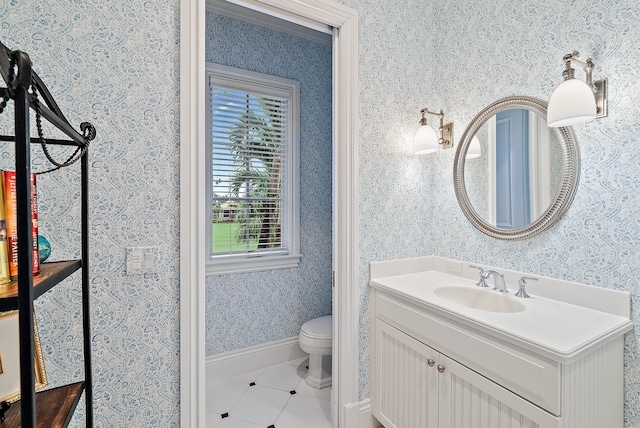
[
  {"left": 344, "top": 398, "right": 381, "bottom": 428},
  {"left": 205, "top": 336, "right": 306, "bottom": 384},
  {"left": 358, "top": 399, "right": 382, "bottom": 428}
]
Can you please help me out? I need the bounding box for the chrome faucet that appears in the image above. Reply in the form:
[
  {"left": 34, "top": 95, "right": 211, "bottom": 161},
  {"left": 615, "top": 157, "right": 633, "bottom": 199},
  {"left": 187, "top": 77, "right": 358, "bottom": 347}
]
[
  {"left": 468, "top": 265, "right": 489, "bottom": 287},
  {"left": 481, "top": 270, "right": 508, "bottom": 293},
  {"left": 515, "top": 276, "right": 538, "bottom": 298}
]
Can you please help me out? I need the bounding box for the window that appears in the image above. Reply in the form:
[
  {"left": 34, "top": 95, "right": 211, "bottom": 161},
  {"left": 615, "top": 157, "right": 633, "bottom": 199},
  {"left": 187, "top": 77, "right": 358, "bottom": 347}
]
[{"left": 206, "top": 63, "right": 300, "bottom": 275}]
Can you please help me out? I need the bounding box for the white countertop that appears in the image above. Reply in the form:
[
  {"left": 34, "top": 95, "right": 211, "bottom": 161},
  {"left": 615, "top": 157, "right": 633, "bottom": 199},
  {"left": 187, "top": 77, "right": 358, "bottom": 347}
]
[{"left": 370, "top": 257, "right": 634, "bottom": 363}]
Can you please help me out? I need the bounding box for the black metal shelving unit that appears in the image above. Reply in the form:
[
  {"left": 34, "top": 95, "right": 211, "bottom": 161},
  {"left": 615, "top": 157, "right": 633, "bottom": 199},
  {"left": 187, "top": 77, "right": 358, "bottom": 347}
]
[{"left": 0, "top": 41, "right": 95, "bottom": 427}]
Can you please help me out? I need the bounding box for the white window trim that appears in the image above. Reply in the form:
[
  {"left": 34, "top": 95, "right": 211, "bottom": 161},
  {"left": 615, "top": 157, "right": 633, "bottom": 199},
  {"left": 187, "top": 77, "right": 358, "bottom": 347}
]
[{"left": 205, "top": 63, "right": 301, "bottom": 275}]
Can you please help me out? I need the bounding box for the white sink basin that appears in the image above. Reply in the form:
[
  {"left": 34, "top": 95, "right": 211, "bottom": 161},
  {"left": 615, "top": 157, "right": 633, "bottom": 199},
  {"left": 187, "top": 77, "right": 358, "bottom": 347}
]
[{"left": 434, "top": 286, "right": 526, "bottom": 313}]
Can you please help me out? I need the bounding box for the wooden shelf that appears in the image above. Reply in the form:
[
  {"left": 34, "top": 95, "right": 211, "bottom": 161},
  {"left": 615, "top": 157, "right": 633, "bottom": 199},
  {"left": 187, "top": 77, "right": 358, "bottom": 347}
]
[
  {"left": 1, "top": 382, "right": 84, "bottom": 428},
  {"left": 0, "top": 260, "right": 82, "bottom": 311}
]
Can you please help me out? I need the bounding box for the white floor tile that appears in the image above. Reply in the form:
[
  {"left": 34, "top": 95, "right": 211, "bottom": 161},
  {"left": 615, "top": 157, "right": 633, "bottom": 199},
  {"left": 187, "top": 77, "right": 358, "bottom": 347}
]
[
  {"left": 206, "top": 378, "right": 251, "bottom": 414},
  {"left": 206, "top": 411, "right": 222, "bottom": 428},
  {"left": 206, "top": 357, "right": 332, "bottom": 428},
  {"left": 256, "top": 362, "right": 305, "bottom": 391},
  {"left": 230, "top": 385, "right": 291, "bottom": 426},
  {"left": 229, "top": 367, "right": 265, "bottom": 384},
  {"left": 276, "top": 393, "right": 332, "bottom": 428},
  {"left": 296, "top": 377, "right": 332, "bottom": 401},
  {"left": 215, "top": 417, "right": 263, "bottom": 428}
]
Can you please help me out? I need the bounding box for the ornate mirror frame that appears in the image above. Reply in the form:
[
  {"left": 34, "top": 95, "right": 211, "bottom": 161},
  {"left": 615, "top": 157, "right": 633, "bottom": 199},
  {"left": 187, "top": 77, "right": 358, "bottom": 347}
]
[{"left": 453, "top": 96, "right": 580, "bottom": 240}]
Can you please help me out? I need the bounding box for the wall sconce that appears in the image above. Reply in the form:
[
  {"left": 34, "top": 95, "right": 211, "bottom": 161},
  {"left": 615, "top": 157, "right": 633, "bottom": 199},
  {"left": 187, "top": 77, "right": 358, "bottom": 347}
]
[
  {"left": 547, "top": 51, "right": 608, "bottom": 128},
  {"left": 413, "top": 108, "right": 453, "bottom": 154}
]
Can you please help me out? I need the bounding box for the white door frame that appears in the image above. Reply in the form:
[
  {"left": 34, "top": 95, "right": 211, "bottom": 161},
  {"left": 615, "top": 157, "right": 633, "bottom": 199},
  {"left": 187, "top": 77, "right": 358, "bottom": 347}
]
[{"left": 179, "top": 0, "right": 360, "bottom": 426}]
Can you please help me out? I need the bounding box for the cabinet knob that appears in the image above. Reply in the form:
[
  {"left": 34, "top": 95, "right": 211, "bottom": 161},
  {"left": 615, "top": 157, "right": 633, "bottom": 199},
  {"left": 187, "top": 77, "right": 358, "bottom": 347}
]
[
  {"left": 437, "top": 365, "right": 445, "bottom": 373},
  {"left": 427, "top": 359, "right": 435, "bottom": 367}
]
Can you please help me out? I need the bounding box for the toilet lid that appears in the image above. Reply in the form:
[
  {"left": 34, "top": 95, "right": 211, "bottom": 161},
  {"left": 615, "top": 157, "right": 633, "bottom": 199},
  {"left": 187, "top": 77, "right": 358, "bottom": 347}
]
[{"left": 301, "top": 315, "right": 332, "bottom": 340}]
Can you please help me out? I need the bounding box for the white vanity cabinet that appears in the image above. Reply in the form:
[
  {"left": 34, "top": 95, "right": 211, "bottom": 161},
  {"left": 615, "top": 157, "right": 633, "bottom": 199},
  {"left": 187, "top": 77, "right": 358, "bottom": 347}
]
[
  {"left": 373, "top": 318, "right": 559, "bottom": 428},
  {"left": 370, "top": 286, "right": 628, "bottom": 428}
]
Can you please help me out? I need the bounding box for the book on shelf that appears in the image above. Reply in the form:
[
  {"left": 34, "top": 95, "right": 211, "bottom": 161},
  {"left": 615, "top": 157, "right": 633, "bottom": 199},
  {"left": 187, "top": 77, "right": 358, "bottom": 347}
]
[
  {"left": 3, "top": 170, "right": 39, "bottom": 279},
  {"left": 32, "top": 173, "right": 40, "bottom": 276},
  {"left": 0, "top": 176, "right": 10, "bottom": 284}
]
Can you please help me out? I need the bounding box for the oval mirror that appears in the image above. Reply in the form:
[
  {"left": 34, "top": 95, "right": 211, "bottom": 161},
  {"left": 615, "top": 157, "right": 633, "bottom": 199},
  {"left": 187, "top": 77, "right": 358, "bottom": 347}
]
[{"left": 453, "top": 96, "right": 580, "bottom": 240}]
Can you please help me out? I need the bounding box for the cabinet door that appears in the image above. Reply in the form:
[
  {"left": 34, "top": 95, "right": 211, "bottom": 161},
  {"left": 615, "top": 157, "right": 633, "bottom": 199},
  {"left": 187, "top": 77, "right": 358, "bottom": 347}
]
[
  {"left": 372, "top": 319, "right": 438, "bottom": 428},
  {"left": 437, "top": 354, "right": 559, "bottom": 428}
]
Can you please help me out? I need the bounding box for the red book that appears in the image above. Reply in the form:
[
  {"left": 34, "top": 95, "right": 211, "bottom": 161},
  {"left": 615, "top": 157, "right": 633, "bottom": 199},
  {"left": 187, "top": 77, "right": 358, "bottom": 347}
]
[
  {"left": 4, "top": 170, "right": 39, "bottom": 278},
  {"left": 31, "top": 173, "right": 39, "bottom": 276}
]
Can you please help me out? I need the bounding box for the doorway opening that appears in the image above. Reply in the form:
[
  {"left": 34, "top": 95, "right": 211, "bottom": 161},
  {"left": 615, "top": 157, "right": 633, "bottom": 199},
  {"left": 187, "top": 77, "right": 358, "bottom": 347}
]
[
  {"left": 206, "top": 2, "right": 333, "bottom": 425},
  {"left": 179, "top": 0, "right": 359, "bottom": 426}
]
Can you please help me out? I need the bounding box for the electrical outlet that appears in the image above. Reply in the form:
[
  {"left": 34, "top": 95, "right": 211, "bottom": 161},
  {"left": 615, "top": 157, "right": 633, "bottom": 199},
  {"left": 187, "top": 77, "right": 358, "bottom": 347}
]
[
  {"left": 126, "top": 246, "right": 159, "bottom": 275},
  {"left": 126, "top": 247, "right": 143, "bottom": 275}
]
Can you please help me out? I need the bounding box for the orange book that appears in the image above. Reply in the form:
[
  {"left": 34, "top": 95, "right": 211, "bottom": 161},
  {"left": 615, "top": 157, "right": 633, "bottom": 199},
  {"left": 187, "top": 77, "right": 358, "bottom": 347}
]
[
  {"left": 4, "top": 170, "right": 18, "bottom": 278},
  {"left": 0, "top": 176, "right": 10, "bottom": 284},
  {"left": 4, "top": 170, "right": 39, "bottom": 278}
]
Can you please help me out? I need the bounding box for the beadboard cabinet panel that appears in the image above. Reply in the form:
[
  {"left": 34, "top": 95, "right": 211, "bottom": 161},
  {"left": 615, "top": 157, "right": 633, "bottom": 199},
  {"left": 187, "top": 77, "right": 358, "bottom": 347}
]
[{"left": 370, "top": 285, "right": 627, "bottom": 428}]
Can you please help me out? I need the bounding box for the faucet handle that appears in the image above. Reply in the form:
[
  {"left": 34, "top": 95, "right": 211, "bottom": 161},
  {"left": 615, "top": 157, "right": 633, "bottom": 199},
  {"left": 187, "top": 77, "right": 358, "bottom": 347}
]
[
  {"left": 468, "top": 265, "right": 489, "bottom": 287},
  {"left": 515, "top": 276, "right": 538, "bottom": 298}
]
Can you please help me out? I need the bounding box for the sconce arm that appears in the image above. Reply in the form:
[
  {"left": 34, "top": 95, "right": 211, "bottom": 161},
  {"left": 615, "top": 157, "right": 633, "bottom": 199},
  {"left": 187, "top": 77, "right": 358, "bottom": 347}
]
[
  {"left": 562, "top": 51, "right": 597, "bottom": 92},
  {"left": 420, "top": 108, "right": 445, "bottom": 120}
]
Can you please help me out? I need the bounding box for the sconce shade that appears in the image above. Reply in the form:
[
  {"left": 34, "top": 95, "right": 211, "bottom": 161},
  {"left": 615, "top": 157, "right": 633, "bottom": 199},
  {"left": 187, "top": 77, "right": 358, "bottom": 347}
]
[
  {"left": 466, "top": 135, "right": 482, "bottom": 159},
  {"left": 547, "top": 78, "right": 597, "bottom": 127},
  {"left": 413, "top": 124, "right": 439, "bottom": 154}
]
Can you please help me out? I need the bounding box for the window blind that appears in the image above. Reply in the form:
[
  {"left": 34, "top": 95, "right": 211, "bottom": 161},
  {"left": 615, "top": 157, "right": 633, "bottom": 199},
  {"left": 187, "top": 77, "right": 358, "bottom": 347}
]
[{"left": 209, "top": 85, "right": 290, "bottom": 256}]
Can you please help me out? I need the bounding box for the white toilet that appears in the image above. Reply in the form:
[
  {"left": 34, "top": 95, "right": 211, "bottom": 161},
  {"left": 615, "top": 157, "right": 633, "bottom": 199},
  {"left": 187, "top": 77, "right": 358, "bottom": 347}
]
[{"left": 298, "top": 315, "right": 332, "bottom": 389}]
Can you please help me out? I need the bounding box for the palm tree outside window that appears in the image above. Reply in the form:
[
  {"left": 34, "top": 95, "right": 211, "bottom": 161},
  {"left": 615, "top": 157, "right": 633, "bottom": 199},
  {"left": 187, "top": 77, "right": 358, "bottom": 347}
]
[{"left": 206, "top": 63, "right": 300, "bottom": 275}]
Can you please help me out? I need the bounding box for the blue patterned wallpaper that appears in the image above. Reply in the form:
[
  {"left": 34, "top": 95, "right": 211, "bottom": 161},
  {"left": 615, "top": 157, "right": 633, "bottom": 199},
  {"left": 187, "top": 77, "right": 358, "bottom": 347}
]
[
  {"left": 1, "top": 0, "right": 639, "bottom": 426},
  {"left": 350, "top": 0, "right": 640, "bottom": 426},
  {"left": 1, "top": 0, "right": 181, "bottom": 426},
  {"left": 204, "top": 13, "right": 333, "bottom": 355},
  {"left": 437, "top": 4, "right": 640, "bottom": 426}
]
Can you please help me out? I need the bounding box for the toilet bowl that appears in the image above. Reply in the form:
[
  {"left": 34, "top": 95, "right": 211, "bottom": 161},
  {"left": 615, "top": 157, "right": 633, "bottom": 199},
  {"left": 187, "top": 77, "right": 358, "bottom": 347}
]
[{"left": 299, "top": 315, "right": 332, "bottom": 389}]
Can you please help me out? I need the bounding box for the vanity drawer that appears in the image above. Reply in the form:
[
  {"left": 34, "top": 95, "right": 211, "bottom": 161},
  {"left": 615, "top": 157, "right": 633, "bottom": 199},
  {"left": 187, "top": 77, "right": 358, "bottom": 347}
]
[{"left": 375, "top": 292, "right": 561, "bottom": 416}]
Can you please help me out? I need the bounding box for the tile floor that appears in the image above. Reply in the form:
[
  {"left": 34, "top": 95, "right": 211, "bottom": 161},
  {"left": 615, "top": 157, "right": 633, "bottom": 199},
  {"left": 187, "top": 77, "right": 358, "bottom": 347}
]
[{"left": 206, "top": 357, "right": 332, "bottom": 428}]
